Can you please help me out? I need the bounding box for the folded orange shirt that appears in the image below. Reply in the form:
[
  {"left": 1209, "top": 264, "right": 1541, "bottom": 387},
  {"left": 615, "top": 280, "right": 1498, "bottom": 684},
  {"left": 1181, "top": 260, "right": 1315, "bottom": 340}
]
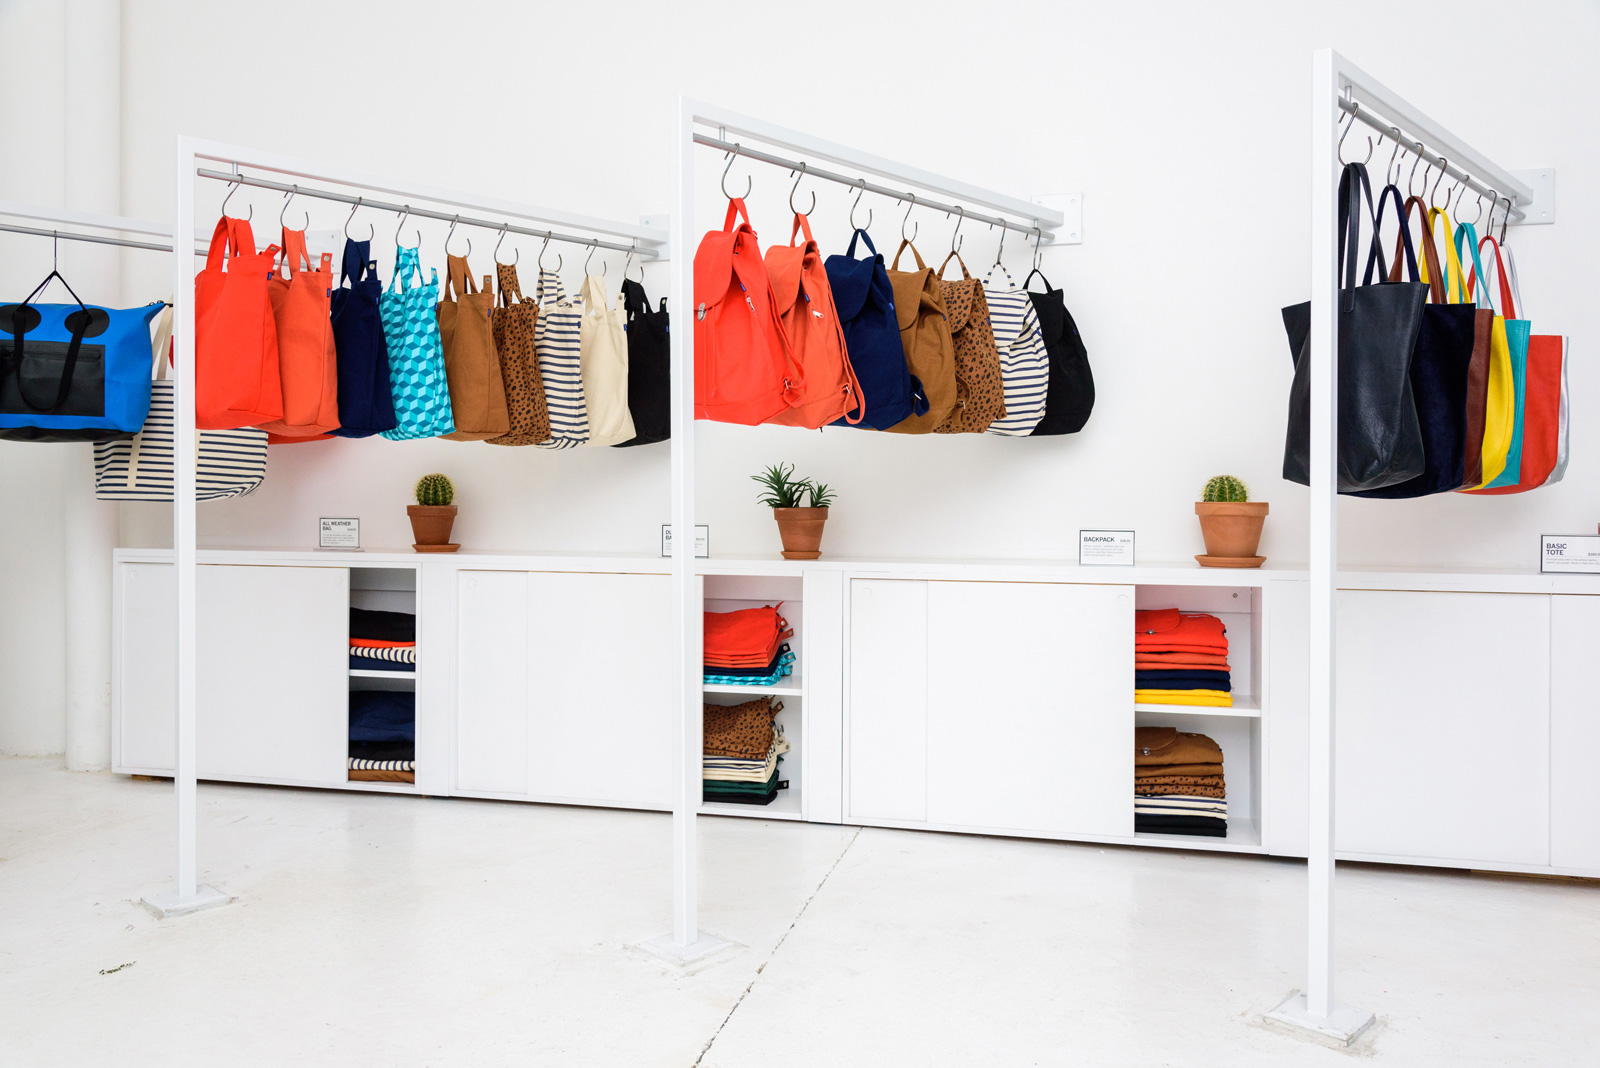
[
  {"left": 1135, "top": 611, "right": 1228, "bottom": 655},
  {"left": 349, "top": 639, "right": 417, "bottom": 649},
  {"left": 1136, "top": 655, "right": 1231, "bottom": 670}
]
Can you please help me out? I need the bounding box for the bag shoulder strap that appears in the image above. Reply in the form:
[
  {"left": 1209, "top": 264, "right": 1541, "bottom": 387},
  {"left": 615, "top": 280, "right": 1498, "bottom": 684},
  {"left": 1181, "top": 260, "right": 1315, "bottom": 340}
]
[
  {"left": 1478, "top": 235, "right": 1518, "bottom": 318},
  {"left": 1453, "top": 223, "right": 1490, "bottom": 310},
  {"left": 846, "top": 228, "right": 878, "bottom": 260},
  {"left": 1424, "top": 209, "right": 1468, "bottom": 303},
  {"left": 497, "top": 261, "right": 523, "bottom": 306},
  {"left": 279, "top": 228, "right": 311, "bottom": 277},
  {"left": 444, "top": 254, "right": 474, "bottom": 301},
  {"left": 150, "top": 304, "right": 174, "bottom": 381},
  {"left": 936, "top": 251, "right": 971, "bottom": 281},
  {"left": 890, "top": 240, "right": 928, "bottom": 272},
  {"left": 1393, "top": 196, "right": 1445, "bottom": 303},
  {"left": 1022, "top": 266, "right": 1054, "bottom": 293}
]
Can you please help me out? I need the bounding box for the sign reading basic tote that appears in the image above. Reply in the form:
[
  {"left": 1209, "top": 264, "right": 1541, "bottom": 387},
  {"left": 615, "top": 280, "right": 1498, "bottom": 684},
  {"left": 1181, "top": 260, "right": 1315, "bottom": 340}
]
[
  {"left": 1541, "top": 534, "right": 1600, "bottom": 574},
  {"left": 1079, "top": 529, "right": 1135, "bottom": 566}
]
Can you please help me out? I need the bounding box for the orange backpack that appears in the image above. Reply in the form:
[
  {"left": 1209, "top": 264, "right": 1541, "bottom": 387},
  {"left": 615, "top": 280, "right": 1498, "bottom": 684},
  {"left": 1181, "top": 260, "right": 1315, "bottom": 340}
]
[
  {"left": 763, "top": 213, "right": 864, "bottom": 428},
  {"left": 693, "top": 198, "right": 803, "bottom": 424}
]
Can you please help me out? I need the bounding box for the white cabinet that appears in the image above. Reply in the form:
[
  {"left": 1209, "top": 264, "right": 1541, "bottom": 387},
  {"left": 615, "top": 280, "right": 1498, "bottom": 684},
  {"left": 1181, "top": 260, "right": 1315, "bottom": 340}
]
[
  {"left": 115, "top": 562, "right": 177, "bottom": 772},
  {"left": 114, "top": 563, "right": 348, "bottom": 785},
  {"left": 197, "top": 565, "right": 349, "bottom": 785},
  {"left": 1550, "top": 596, "right": 1600, "bottom": 871},
  {"left": 1335, "top": 590, "right": 1550, "bottom": 866},
  {"left": 454, "top": 570, "right": 673, "bottom": 808},
  {"left": 848, "top": 578, "right": 1133, "bottom": 838}
]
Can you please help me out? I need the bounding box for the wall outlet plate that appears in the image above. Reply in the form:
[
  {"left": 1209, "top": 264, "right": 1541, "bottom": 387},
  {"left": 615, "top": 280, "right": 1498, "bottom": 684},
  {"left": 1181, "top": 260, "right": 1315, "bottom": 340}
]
[
  {"left": 1031, "top": 193, "right": 1082, "bottom": 245},
  {"left": 1510, "top": 169, "right": 1555, "bottom": 225}
]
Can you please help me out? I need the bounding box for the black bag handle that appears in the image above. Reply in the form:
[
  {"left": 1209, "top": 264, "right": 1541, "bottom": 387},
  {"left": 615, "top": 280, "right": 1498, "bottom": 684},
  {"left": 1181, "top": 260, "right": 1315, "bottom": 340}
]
[
  {"left": 1336, "top": 162, "right": 1379, "bottom": 310},
  {"left": 3, "top": 270, "right": 93, "bottom": 413},
  {"left": 1022, "top": 267, "right": 1054, "bottom": 294},
  {"left": 1365, "top": 183, "right": 1415, "bottom": 285}
]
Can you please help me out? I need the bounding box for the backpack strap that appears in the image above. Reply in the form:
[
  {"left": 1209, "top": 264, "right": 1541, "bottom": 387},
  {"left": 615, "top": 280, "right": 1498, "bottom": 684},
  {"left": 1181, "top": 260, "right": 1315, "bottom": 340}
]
[
  {"left": 1023, "top": 267, "right": 1054, "bottom": 293},
  {"left": 890, "top": 240, "right": 928, "bottom": 272},
  {"left": 846, "top": 228, "right": 879, "bottom": 261},
  {"left": 497, "top": 261, "right": 523, "bottom": 306}
]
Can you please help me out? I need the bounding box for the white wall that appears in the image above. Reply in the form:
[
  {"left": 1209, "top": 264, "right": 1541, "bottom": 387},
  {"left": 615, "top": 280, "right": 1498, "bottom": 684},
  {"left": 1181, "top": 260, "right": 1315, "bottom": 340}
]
[{"left": 5, "top": 0, "right": 1598, "bottom": 748}]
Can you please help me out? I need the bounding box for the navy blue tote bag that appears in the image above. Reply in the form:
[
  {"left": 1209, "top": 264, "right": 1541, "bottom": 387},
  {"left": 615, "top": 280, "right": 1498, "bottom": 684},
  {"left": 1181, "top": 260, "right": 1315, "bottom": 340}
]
[
  {"left": 328, "top": 239, "right": 398, "bottom": 438},
  {"left": 824, "top": 229, "right": 924, "bottom": 430}
]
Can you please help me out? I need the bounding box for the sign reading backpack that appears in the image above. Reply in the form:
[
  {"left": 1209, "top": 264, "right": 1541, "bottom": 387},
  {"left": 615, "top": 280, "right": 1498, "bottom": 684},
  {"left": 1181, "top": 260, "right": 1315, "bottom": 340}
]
[
  {"left": 193, "top": 215, "right": 284, "bottom": 429},
  {"left": 693, "top": 198, "right": 802, "bottom": 425},
  {"left": 884, "top": 241, "right": 958, "bottom": 434},
  {"left": 0, "top": 270, "right": 160, "bottom": 442},
  {"left": 824, "top": 229, "right": 923, "bottom": 430},
  {"left": 95, "top": 306, "right": 269, "bottom": 501},
  {"left": 763, "top": 212, "right": 864, "bottom": 428}
]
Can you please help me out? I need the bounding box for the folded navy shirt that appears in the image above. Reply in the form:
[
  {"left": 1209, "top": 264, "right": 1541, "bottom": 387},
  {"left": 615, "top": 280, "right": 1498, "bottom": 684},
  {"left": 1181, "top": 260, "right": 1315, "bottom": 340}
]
[
  {"left": 349, "top": 690, "right": 415, "bottom": 742},
  {"left": 1134, "top": 670, "right": 1231, "bottom": 691},
  {"left": 350, "top": 607, "right": 416, "bottom": 643}
]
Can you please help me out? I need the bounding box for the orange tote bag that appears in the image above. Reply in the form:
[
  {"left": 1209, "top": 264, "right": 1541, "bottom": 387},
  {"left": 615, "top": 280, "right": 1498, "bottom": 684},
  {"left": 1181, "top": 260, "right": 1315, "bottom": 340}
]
[
  {"left": 193, "top": 216, "right": 284, "bottom": 429},
  {"left": 259, "top": 228, "right": 341, "bottom": 440}
]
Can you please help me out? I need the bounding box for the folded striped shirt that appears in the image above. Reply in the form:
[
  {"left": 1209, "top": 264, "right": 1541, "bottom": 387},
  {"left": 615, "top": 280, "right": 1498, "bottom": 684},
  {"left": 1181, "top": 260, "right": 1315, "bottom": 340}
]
[
  {"left": 349, "top": 757, "right": 415, "bottom": 772},
  {"left": 350, "top": 645, "right": 417, "bottom": 664}
]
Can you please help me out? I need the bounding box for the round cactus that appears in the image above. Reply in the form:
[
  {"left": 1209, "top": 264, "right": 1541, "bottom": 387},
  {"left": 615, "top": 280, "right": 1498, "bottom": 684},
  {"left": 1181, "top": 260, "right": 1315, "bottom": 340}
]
[
  {"left": 415, "top": 473, "right": 455, "bottom": 507},
  {"left": 1202, "top": 475, "right": 1249, "bottom": 503}
]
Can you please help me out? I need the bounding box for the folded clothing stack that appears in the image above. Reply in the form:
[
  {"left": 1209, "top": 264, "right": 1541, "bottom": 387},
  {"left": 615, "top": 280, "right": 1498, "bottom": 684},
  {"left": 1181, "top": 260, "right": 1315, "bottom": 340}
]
[
  {"left": 1134, "top": 608, "right": 1231, "bottom": 707},
  {"left": 349, "top": 689, "right": 414, "bottom": 784},
  {"left": 703, "top": 696, "right": 787, "bottom": 806},
  {"left": 704, "top": 605, "right": 795, "bottom": 687},
  {"left": 1134, "top": 726, "right": 1225, "bottom": 837},
  {"left": 350, "top": 608, "right": 417, "bottom": 674}
]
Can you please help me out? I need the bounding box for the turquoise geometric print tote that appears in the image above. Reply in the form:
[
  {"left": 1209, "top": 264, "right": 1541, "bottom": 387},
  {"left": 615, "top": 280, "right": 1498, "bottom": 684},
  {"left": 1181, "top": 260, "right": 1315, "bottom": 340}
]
[{"left": 380, "top": 245, "right": 455, "bottom": 440}]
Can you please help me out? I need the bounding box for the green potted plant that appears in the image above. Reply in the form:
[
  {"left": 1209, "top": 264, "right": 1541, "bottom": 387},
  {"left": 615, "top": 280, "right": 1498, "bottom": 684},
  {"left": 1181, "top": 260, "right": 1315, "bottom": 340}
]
[
  {"left": 1195, "top": 475, "right": 1268, "bottom": 568},
  {"left": 409, "top": 473, "right": 459, "bottom": 553},
  {"left": 752, "top": 463, "right": 835, "bottom": 560}
]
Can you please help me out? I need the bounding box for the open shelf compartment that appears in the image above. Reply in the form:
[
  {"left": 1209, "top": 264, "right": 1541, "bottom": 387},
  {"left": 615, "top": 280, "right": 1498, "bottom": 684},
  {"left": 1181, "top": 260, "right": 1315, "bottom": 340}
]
[{"left": 348, "top": 567, "right": 418, "bottom": 788}]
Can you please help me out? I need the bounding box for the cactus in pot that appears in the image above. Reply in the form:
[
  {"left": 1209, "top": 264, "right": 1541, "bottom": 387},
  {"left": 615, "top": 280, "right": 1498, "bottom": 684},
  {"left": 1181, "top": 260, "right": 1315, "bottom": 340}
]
[
  {"left": 1194, "top": 474, "right": 1268, "bottom": 567},
  {"left": 408, "top": 473, "right": 459, "bottom": 552}
]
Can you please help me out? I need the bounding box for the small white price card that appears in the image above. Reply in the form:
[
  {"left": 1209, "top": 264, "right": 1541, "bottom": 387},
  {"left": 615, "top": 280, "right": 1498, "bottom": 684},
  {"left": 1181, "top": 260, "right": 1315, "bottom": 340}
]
[
  {"left": 319, "top": 517, "right": 362, "bottom": 551},
  {"left": 1079, "top": 529, "right": 1135, "bottom": 566},
  {"left": 661, "top": 524, "right": 710, "bottom": 558},
  {"left": 1541, "top": 534, "right": 1600, "bottom": 574}
]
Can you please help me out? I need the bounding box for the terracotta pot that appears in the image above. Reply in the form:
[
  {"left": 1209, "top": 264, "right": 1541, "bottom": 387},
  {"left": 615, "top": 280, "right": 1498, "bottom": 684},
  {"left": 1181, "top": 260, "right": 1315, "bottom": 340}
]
[
  {"left": 1195, "top": 501, "right": 1268, "bottom": 565},
  {"left": 773, "top": 507, "right": 828, "bottom": 560},
  {"left": 407, "top": 504, "right": 458, "bottom": 550}
]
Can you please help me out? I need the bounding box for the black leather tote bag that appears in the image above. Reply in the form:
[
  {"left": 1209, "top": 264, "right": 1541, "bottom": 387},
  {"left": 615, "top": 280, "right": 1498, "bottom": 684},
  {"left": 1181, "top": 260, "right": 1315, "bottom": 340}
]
[
  {"left": 1282, "top": 162, "right": 1427, "bottom": 491},
  {"left": 1349, "top": 189, "right": 1474, "bottom": 498}
]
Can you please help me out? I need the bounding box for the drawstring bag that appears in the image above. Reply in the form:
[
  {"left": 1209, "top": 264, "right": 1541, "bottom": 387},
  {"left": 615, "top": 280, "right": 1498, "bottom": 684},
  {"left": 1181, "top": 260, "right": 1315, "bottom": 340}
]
[
  {"left": 328, "top": 238, "right": 398, "bottom": 438},
  {"left": 693, "top": 197, "right": 802, "bottom": 425},
  {"left": 884, "top": 240, "right": 958, "bottom": 434},
  {"left": 259, "top": 227, "right": 341, "bottom": 441},
  {"left": 1026, "top": 268, "right": 1094, "bottom": 436},
  {"left": 379, "top": 245, "right": 455, "bottom": 440},
  {"left": 95, "top": 306, "right": 268, "bottom": 501},
  {"left": 532, "top": 269, "right": 588, "bottom": 449},
  {"left": 193, "top": 216, "right": 284, "bottom": 429},
  {"left": 982, "top": 264, "right": 1050, "bottom": 436},
  {"left": 437, "top": 254, "right": 509, "bottom": 441},
  {"left": 763, "top": 212, "right": 864, "bottom": 428},
  {"left": 613, "top": 278, "right": 669, "bottom": 447},
  {"left": 1349, "top": 193, "right": 1474, "bottom": 498},
  {"left": 485, "top": 260, "right": 550, "bottom": 447},
  {"left": 824, "top": 229, "right": 922, "bottom": 430},
  {"left": 0, "top": 270, "right": 160, "bottom": 441},
  {"left": 578, "top": 273, "right": 635, "bottom": 446},
  {"left": 934, "top": 252, "right": 1006, "bottom": 434}
]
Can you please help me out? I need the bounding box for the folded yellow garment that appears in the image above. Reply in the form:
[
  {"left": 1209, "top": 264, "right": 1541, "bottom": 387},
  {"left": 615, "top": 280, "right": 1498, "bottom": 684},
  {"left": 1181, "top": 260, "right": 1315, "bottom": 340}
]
[{"left": 1134, "top": 689, "right": 1234, "bottom": 707}]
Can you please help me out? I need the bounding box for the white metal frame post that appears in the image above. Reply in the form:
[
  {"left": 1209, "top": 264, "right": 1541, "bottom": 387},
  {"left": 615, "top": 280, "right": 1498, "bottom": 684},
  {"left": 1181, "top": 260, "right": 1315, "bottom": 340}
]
[
  {"left": 639, "top": 98, "right": 1061, "bottom": 965},
  {"left": 141, "top": 137, "right": 666, "bottom": 920},
  {"left": 1267, "top": 49, "right": 1535, "bottom": 1043}
]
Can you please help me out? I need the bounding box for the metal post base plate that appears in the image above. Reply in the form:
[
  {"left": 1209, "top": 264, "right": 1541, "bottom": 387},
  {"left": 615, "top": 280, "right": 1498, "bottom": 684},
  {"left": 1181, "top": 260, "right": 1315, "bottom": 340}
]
[
  {"left": 139, "top": 884, "right": 233, "bottom": 919},
  {"left": 1264, "top": 992, "right": 1376, "bottom": 1047},
  {"left": 635, "top": 932, "right": 739, "bottom": 968}
]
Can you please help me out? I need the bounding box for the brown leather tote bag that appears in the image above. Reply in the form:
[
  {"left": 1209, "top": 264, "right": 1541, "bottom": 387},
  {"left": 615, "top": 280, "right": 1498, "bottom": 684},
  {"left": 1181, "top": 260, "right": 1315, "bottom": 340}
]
[
  {"left": 486, "top": 260, "right": 550, "bottom": 446},
  {"left": 934, "top": 251, "right": 1006, "bottom": 434},
  {"left": 437, "top": 253, "right": 509, "bottom": 441},
  {"left": 884, "top": 240, "right": 957, "bottom": 433}
]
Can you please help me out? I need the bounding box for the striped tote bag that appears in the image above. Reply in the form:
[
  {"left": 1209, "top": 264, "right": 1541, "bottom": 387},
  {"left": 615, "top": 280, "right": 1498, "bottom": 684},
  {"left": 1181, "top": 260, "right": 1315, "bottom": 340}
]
[
  {"left": 983, "top": 267, "right": 1050, "bottom": 436},
  {"left": 533, "top": 269, "right": 589, "bottom": 449},
  {"left": 95, "top": 307, "right": 267, "bottom": 501}
]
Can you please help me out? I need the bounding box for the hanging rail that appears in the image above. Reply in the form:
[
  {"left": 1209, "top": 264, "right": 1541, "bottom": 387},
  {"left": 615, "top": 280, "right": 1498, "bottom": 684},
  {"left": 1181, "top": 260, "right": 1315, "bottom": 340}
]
[
  {"left": 195, "top": 168, "right": 660, "bottom": 258},
  {"left": 1337, "top": 94, "right": 1533, "bottom": 223},
  {"left": 0, "top": 221, "right": 172, "bottom": 253},
  {"left": 695, "top": 133, "right": 1055, "bottom": 242}
]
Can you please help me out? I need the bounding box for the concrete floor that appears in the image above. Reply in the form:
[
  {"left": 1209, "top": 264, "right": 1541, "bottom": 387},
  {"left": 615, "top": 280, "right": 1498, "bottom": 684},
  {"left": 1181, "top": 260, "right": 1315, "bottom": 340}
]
[{"left": 2, "top": 757, "right": 1595, "bottom": 1067}]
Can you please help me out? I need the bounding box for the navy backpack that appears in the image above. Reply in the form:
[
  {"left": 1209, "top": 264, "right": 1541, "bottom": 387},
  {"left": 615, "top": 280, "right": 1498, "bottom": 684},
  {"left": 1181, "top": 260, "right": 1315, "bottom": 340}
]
[{"left": 824, "top": 229, "right": 924, "bottom": 430}]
